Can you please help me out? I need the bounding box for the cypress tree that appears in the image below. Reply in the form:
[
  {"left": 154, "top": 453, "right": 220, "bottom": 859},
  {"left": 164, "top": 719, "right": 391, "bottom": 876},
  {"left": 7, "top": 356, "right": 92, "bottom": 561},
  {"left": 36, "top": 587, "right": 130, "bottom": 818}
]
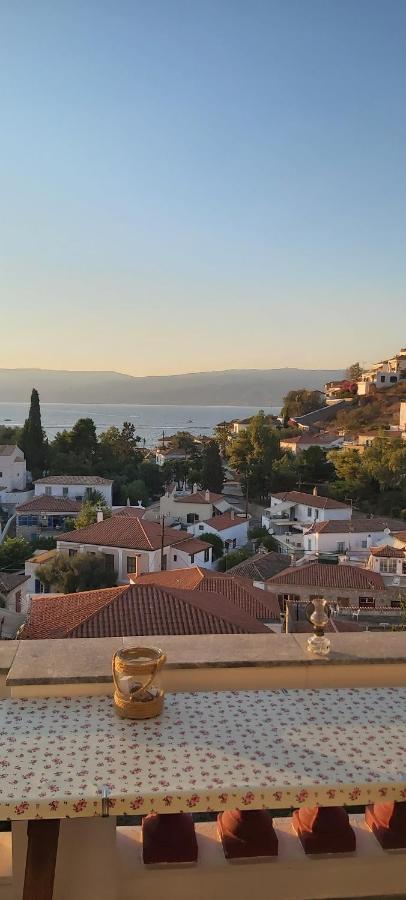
[
  {"left": 20, "top": 388, "right": 48, "bottom": 479},
  {"left": 200, "top": 440, "right": 224, "bottom": 494}
]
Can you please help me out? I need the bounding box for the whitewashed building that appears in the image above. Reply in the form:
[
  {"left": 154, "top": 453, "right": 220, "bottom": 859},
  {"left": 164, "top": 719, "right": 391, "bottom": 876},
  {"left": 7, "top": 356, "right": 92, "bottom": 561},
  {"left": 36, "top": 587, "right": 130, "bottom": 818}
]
[
  {"left": 367, "top": 545, "right": 406, "bottom": 589},
  {"left": 56, "top": 514, "right": 213, "bottom": 582},
  {"left": 0, "top": 445, "right": 33, "bottom": 512},
  {"left": 160, "top": 486, "right": 232, "bottom": 526},
  {"left": 188, "top": 511, "right": 250, "bottom": 551},
  {"left": 303, "top": 518, "right": 406, "bottom": 561},
  {"left": 34, "top": 475, "right": 113, "bottom": 506},
  {"left": 262, "top": 491, "right": 351, "bottom": 531}
]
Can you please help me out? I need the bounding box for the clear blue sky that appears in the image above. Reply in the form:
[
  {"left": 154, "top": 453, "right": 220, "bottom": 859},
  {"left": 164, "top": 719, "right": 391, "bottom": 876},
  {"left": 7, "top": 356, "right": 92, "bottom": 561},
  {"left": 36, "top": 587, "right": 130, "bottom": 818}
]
[{"left": 1, "top": 0, "right": 405, "bottom": 375}]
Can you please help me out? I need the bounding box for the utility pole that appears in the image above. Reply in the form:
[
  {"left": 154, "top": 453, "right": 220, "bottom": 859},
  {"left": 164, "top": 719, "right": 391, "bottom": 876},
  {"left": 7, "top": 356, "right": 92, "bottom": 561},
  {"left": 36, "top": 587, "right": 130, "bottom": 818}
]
[{"left": 160, "top": 515, "right": 166, "bottom": 570}]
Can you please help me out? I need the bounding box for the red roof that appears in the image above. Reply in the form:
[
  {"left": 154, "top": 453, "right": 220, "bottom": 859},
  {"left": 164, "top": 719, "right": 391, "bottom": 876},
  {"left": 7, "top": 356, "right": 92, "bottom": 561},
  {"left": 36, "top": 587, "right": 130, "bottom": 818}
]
[
  {"left": 17, "top": 496, "right": 82, "bottom": 513},
  {"left": 35, "top": 475, "right": 112, "bottom": 485},
  {"left": 281, "top": 434, "right": 341, "bottom": 446},
  {"left": 204, "top": 513, "right": 247, "bottom": 532},
  {"left": 271, "top": 491, "right": 349, "bottom": 511},
  {"left": 133, "top": 567, "right": 281, "bottom": 621},
  {"left": 370, "top": 545, "right": 405, "bottom": 559},
  {"left": 57, "top": 517, "right": 194, "bottom": 551},
  {"left": 173, "top": 538, "right": 211, "bottom": 555},
  {"left": 268, "top": 562, "right": 385, "bottom": 591},
  {"left": 25, "top": 583, "right": 270, "bottom": 639},
  {"left": 112, "top": 506, "right": 145, "bottom": 518},
  {"left": 306, "top": 516, "right": 405, "bottom": 534},
  {"left": 173, "top": 491, "right": 225, "bottom": 505}
]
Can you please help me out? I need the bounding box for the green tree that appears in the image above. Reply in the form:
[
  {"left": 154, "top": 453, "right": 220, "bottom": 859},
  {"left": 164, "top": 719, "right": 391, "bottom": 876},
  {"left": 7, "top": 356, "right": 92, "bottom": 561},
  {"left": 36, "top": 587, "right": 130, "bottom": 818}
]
[
  {"left": 170, "top": 432, "right": 196, "bottom": 452},
  {"left": 200, "top": 440, "right": 224, "bottom": 493},
  {"left": 213, "top": 423, "right": 231, "bottom": 455},
  {"left": 296, "top": 446, "right": 335, "bottom": 484},
  {"left": 74, "top": 496, "right": 111, "bottom": 530},
  {"left": 327, "top": 448, "right": 364, "bottom": 482},
  {"left": 120, "top": 479, "right": 149, "bottom": 506},
  {"left": 199, "top": 532, "right": 224, "bottom": 560},
  {"left": 281, "top": 390, "right": 324, "bottom": 420},
  {"left": 20, "top": 389, "right": 47, "bottom": 479},
  {"left": 0, "top": 537, "right": 32, "bottom": 571},
  {"left": 271, "top": 453, "right": 298, "bottom": 491},
  {"left": 0, "top": 425, "right": 23, "bottom": 445},
  {"left": 100, "top": 423, "right": 141, "bottom": 462},
  {"left": 217, "top": 547, "right": 250, "bottom": 572},
  {"left": 70, "top": 418, "right": 98, "bottom": 459},
  {"left": 36, "top": 551, "right": 117, "bottom": 593},
  {"left": 345, "top": 362, "right": 363, "bottom": 381},
  {"left": 228, "top": 411, "right": 281, "bottom": 501}
]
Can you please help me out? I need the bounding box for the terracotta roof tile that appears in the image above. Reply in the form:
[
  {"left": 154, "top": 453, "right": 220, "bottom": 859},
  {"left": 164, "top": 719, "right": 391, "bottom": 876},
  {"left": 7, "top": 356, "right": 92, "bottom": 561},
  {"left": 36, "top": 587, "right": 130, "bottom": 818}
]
[
  {"left": 25, "top": 583, "right": 270, "bottom": 639},
  {"left": 268, "top": 562, "right": 385, "bottom": 591},
  {"left": 16, "top": 496, "right": 82, "bottom": 513},
  {"left": 173, "top": 491, "right": 225, "bottom": 505},
  {"left": 306, "top": 516, "right": 405, "bottom": 534},
  {"left": 370, "top": 545, "right": 405, "bottom": 559},
  {"left": 35, "top": 475, "right": 112, "bottom": 485},
  {"left": 172, "top": 537, "right": 212, "bottom": 554},
  {"left": 227, "top": 551, "right": 292, "bottom": 580},
  {"left": 204, "top": 513, "right": 247, "bottom": 531},
  {"left": 57, "top": 517, "right": 193, "bottom": 551},
  {"left": 270, "top": 491, "right": 349, "bottom": 511}
]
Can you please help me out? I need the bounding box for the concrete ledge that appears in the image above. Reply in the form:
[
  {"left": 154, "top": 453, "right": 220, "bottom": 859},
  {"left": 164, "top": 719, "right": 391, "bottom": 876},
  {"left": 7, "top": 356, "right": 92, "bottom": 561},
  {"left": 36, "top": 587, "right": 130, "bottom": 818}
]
[
  {"left": 0, "top": 643, "right": 18, "bottom": 675},
  {"left": 7, "top": 633, "right": 406, "bottom": 690}
]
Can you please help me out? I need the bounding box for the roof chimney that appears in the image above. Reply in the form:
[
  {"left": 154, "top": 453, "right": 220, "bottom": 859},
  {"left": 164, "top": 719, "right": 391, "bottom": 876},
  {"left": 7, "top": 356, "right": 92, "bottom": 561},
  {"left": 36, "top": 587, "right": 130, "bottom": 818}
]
[
  {"left": 230, "top": 509, "right": 235, "bottom": 520},
  {"left": 126, "top": 497, "right": 131, "bottom": 507},
  {"left": 313, "top": 486, "right": 318, "bottom": 496},
  {"left": 193, "top": 483, "right": 198, "bottom": 494},
  {"left": 96, "top": 507, "right": 104, "bottom": 523},
  {"left": 205, "top": 489, "right": 210, "bottom": 502}
]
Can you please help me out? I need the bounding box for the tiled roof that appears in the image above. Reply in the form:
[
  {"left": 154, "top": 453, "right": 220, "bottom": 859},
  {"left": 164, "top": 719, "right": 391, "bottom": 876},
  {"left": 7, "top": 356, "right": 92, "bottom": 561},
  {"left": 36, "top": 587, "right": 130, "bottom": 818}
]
[
  {"left": 16, "top": 496, "right": 82, "bottom": 513},
  {"left": 281, "top": 434, "right": 341, "bottom": 446},
  {"left": 132, "top": 567, "right": 281, "bottom": 621},
  {"left": 173, "top": 491, "right": 225, "bottom": 505},
  {"left": 393, "top": 531, "right": 406, "bottom": 543},
  {"left": 0, "top": 444, "right": 19, "bottom": 456},
  {"left": 0, "top": 571, "right": 29, "bottom": 593},
  {"left": 268, "top": 562, "right": 385, "bottom": 591},
  {"left": 57, "top": 516, "right": 195, "bottom": 551},
  {"left": 203, "top": 513, "right": 247, "bottom": 532},
  {"left": 370, "top": 545, "right": 405, "bottom": 559},
  {"left": 112, "top": 506, "right": 145, "bottom": 518},
  {"left": 24, "top": 586, "right": 128, "bottom": 639},
  {"left": 35, "top": 475, "right": 113, "bottom": 485},
  {"left": 306, "top": 517, "right": 405, "bottom": 534},
  {"left": 173, "top": 538, "right": 211, "bottom": 555},
  {"left": 271, "top": 491, "right": 349, "bottom": 511},
  {"left": 25, "top": 583, "right": 269, "bottom": 639},
  {"left": 227, "top": 551, "right": 292, "bottom": 581}
]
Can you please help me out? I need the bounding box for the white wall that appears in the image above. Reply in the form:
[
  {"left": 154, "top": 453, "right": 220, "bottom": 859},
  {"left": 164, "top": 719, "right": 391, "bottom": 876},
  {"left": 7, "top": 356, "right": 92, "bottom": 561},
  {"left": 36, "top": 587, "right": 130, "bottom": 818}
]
[
  {"left": 170, "top": 545, "right": 213, "bottom": 569},
  {"left": 0, "top": 447, "right": 27, "bottom": 492},
  {"left": 188, "top": 518, "right": 249, "bottom": 549},
  {"left": 35, "top": 482, "right": 112, "bottom": 505},
  {"left": 305, "top": 529, "right": 388, "bottom": 557},
  {"left": 267, "top": 497, "right": 351, "bottom": 525}
]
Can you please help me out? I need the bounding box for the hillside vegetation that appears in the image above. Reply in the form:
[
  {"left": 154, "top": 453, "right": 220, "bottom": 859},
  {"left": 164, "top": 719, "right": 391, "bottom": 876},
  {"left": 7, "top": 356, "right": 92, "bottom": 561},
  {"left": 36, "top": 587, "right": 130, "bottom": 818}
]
[{"left": 314, "top": 382, "right": 406, "bottom": 433}]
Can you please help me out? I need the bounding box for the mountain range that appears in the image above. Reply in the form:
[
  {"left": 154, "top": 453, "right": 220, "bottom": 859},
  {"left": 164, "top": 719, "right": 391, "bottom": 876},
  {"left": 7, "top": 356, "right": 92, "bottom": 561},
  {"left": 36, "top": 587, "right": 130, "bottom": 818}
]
[{"left": 0, "top": 367, "right": 344, "bottom": 406}]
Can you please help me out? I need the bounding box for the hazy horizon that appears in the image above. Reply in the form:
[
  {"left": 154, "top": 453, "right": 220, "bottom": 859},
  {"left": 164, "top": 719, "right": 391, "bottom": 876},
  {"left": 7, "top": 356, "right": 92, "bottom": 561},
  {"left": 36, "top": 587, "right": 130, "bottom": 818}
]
[{"left": 1, "top": 1, "right": 405, "bottom": 374}]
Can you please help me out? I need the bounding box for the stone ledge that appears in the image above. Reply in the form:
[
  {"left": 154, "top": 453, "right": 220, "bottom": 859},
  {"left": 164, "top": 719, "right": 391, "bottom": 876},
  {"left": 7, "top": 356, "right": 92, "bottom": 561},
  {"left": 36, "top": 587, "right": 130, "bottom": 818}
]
[
  {"left": 6, "top": 632, "right": 406, "bottom": 686},
  {"left": 0, "top": 642, "right": 18, "bottom": 675}
]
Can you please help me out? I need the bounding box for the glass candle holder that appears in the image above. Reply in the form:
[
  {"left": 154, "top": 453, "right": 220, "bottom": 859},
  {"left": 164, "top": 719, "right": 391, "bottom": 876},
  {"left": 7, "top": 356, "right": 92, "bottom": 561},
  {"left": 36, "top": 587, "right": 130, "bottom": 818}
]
[{"left": 112, "top": 647, "right": 166, "bottom": 719}]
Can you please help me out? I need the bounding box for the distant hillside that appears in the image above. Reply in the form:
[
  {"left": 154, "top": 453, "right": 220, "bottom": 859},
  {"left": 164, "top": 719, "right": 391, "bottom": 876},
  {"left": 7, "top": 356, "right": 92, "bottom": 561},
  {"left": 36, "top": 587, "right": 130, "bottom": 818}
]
[
  {"left": 0, "top": 367, "right": 344, "bottom": 406},
  {"left": 313, "top": 382, "right": 406, "bottom": 432}
]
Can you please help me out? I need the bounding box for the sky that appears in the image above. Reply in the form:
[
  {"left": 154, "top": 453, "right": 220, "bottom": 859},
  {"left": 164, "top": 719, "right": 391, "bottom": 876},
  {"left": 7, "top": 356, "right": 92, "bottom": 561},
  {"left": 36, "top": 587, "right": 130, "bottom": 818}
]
[{"left": 1, "top": 0, "right": 405, "bottom": 376}]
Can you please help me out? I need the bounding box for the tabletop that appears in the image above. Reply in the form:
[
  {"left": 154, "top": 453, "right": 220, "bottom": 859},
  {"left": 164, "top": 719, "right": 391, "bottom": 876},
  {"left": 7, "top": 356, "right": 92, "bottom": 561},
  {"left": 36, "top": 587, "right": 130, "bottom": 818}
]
[{"left": 1, "top": 688, "right": 406, "bottom": 820}]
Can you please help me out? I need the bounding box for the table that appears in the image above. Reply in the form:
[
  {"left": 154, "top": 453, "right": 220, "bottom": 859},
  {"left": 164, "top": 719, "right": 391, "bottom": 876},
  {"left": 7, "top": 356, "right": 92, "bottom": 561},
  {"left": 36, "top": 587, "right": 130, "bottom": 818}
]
[{"left": 1, "top": 687, "right": 406, "bottom": 820}]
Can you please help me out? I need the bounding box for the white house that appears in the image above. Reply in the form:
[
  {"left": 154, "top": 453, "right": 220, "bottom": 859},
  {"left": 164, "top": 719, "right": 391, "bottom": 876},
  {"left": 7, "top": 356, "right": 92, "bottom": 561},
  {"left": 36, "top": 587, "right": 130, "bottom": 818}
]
[
  {"left": 188, "top": 511, "right": 250, "bottom": 551},
  {"left": 303, "top": 517, "right": 406, "bottom": 561},
  {"left": 367, "top": 545, "right": 406, "bottom": 589},
  {"left": 0, "top": 571, "right": 29, "bottom": 614},
  {"left": 34, "top": 475, "right": 113, "bottom": 507},
  {"left": 262, "top": 491, "right": 351, "bottom": 530},
  {"left": 56, "top": 514, "right": 213, "bottom": 582},
  {"left": 0, "top": 445, "right": 33, "bottom": 512},
  {"left": 357, "top": 349, "right": 406, "bottom": 395},
  {"left": 155, "top": 447, "right": 189, "bottom": 467},
  {"left": 232, "top": 418, "right": 252, "bottom": 435},
  {"left": 15, "top": 495, "right": 82, "bottom": 540},
  {"left": 279, "top": 433, "right": 344, "bottom": 455},
  {"left": 160, "top": 486, "right": 232, "bottom": 526}
]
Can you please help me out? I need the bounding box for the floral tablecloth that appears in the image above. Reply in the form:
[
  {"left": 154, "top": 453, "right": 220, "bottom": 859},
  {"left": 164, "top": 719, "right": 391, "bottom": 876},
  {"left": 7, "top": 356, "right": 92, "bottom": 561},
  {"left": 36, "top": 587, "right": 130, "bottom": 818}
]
[{"left": 1, "top": 688, "right": 406, "bottom": 820}]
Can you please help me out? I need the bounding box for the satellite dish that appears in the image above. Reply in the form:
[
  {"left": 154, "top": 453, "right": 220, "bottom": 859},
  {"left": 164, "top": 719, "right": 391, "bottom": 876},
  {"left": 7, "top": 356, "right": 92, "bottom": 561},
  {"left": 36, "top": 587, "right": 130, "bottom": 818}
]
[{"left": 384, "top": 528, "right": 391, "bottom": 535}]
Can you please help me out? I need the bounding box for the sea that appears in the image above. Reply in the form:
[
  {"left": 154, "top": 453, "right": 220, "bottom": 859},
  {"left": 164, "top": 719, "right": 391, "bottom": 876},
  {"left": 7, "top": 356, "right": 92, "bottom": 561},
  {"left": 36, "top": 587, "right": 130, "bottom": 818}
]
[{"left": 0, "top": 402, "right": 280, "bottom": 449}]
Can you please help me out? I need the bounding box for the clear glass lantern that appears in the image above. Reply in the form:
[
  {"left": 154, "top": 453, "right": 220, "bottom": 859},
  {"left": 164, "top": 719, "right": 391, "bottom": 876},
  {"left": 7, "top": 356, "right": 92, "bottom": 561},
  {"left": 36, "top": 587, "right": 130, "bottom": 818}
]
[{"left": 112, "top": 647, "right": 166, "bottom": 719}]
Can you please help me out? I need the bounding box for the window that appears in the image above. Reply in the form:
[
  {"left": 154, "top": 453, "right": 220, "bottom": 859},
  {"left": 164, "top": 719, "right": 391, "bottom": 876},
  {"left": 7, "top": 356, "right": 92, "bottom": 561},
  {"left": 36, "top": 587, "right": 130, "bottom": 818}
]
[
  {"left": 190, "top": 554, "right": 195, "bottom": 564},
  {"left": 68, "top": 549, "right": 77, "bottom": 558},
  {"left": 162, "top": 554, "right": 167, "bottom": 571},
  {"left": 173, "top": 554, "right": 177, "bottom": 562},
  {"left": 380, "top": 559, "right": 396, "bottom": 574},
  {"left": 45, "top": 486, "right": 52, "bottom": 496},
  {"left": 380, "top": 375, "right": 386, "bottom": 383},
  {"left": 127, "top": 556, "right": 137, "bottom": 573},
  {"left": 390, "top": 375, "right": 397, "bottom": 383},
  {"left": 204, "top": 548, "right": 210, "bottom": 562},
  {"left": 104, "top": 553, "right": 115, "bottom": 573},
  {"left": 186, "top": 513, "right": 196, "bottom": 524},
  {"left": 232, "top": 538, "right": 237, "bottom": 549},
  {"left": 199, "top": 524, "right": 204, "bottom": 531},
  {"left": 62, "top": 487, "right": 68, "bottom": 497},
  {"left": 361, "top": 540, "right": 367, "bottom": 549},
  {"left": 337, "top": 542, "right": 345, "bottom": 554},
  {"left": 359, "top": 596, "right": 375, "bottom": 608},
  {"left": 403, "top": 562, "right": 406, "bottom": 575},
  {"left": 307, "top": 539, "right": 312, "bottom": 551},
  {"left": 315, "top": 510, "right": 319, "bottom": 519},
  {"left": 307, "top": 507, "right": 312, "bottom": 517}
]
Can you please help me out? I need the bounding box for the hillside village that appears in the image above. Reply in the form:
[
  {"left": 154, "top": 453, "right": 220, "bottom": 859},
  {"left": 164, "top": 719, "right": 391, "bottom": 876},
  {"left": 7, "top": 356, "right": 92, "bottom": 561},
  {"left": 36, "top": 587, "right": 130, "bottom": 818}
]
[{"left": 0, "top": 346, "right": 405, "bottom": 640}]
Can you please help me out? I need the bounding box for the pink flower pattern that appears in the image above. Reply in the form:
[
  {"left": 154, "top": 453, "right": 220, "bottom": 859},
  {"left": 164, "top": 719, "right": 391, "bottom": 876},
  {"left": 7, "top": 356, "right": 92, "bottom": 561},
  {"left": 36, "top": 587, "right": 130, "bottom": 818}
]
[{"left": 0, "top": 689, "right": 405, "bottom": 820}]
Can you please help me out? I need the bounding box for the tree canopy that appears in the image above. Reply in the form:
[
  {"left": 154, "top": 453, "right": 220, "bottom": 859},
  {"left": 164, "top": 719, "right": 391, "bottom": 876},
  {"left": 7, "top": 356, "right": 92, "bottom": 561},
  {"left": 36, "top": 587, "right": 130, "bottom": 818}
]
[
  {"left": 281, "top": 389, "right": 324, "bottom": 421},
  {"left": 200, "top": 440, "right": 224, "bottom": 493},
  {"left": 36, "top": 551, "right": 117, "bottom": 593},
  {"left": 20, "top": 389, "right": 48, "bottom": 479}
]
